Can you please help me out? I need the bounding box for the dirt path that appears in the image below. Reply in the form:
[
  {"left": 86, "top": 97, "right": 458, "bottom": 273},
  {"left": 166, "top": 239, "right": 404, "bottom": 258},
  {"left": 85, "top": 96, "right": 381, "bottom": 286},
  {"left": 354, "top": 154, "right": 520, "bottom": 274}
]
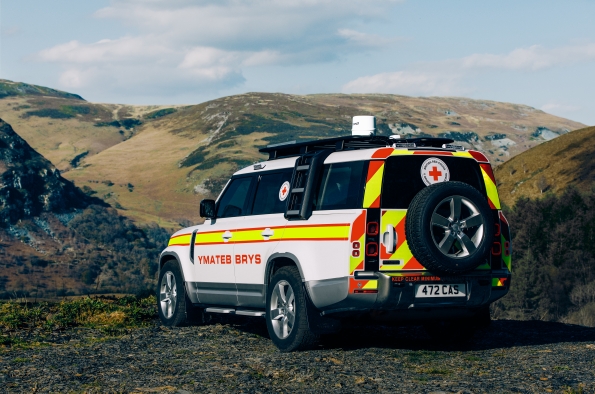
[{"left": 1, "top": 318, "right": 594, "bottom": 393}]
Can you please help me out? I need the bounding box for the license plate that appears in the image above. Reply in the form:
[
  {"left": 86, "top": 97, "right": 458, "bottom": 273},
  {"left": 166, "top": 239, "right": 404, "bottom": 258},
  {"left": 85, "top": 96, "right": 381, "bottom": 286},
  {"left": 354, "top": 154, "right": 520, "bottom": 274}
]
[{"left": 415, "top": 284, "right": 466, "bottom": 298}]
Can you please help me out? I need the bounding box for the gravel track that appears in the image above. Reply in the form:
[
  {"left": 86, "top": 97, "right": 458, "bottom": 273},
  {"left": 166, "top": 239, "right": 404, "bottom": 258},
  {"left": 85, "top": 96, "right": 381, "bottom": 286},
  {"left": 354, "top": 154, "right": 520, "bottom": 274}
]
[{"left": 1, "top": 317, "right": 594, "bottom": 393}]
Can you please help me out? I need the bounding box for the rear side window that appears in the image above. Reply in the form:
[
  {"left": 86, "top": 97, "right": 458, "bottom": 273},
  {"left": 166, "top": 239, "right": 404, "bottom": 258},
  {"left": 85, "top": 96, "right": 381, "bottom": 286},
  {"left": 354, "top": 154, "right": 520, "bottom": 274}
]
[
  {"left": 251, "top": 170, "right": 293, "bottom": 215},
  {"left": 217, "top": 177, "right": 254, "bottom": 218},
  {"left": 382, "top": 156, "right": 484, "bottom": 209},
  {"left": 315, "top": 161, "right": 367, "bottom": 211}
]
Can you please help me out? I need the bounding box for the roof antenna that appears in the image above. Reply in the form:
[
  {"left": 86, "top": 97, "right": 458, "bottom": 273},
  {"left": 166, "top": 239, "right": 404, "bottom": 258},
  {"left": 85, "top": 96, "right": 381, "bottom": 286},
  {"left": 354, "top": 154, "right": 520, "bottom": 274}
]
[{"left": 352, "top": 116, "right": 376, "bottom": 136}]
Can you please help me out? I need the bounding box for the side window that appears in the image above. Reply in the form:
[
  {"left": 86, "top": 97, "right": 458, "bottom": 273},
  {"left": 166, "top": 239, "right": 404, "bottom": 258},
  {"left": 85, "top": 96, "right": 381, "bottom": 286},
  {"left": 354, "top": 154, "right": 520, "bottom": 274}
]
[
  {"left": 216, "top": 177, "right": 253, "bottom": 218},
  {"left": 251, "top": 170, "right": 293, "bottom": 215},
  {"left": 315, "top": 161, "right": 367, "bottom": 211}
]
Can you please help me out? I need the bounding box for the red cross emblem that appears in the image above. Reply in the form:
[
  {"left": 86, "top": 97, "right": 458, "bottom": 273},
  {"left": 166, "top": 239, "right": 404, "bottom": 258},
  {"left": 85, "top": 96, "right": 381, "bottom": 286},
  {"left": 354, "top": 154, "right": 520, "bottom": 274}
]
[
  {"left": 428, "top": 166, "right": 442, "bottom": 181},
  {"left": 281, "top": 185, "right": 288, "bottom": 195}
]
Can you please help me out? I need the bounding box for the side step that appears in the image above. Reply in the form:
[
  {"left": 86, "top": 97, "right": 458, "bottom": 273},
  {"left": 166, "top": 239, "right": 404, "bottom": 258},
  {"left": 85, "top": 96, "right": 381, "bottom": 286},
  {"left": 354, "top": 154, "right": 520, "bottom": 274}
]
[{"left": 204, "top": 307, "right": 265, "bottom": 317}]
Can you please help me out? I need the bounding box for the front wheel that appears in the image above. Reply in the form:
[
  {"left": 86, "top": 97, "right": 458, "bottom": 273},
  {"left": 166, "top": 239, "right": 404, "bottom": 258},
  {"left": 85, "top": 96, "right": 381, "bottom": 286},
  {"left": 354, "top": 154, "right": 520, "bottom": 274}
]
[
  {"left": 266, "top": 266, "right": 319, "bottom": 352},
  {"left": 157, "top": 260, "right": 204, "bottom": 326}
]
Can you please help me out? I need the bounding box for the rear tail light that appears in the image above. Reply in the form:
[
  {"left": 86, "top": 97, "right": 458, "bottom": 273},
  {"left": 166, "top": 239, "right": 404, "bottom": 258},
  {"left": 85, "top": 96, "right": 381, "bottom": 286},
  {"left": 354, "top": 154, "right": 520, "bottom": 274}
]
[
  {"left": 366, "top": 242, "right": 378, "bottom": 257},
  {"left": 491, "top": 242, "right": 501, "bottom": 256},
  {"left": 366, "top": 222, "right": 379, "bottom": 236}
]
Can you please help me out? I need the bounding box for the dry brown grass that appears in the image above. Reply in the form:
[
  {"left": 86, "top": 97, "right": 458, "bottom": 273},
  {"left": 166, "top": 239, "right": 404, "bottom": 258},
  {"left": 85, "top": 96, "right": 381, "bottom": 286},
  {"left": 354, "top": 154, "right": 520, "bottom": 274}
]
[{"left": 494, "top": 126, "right": 595, "bottom": 207}]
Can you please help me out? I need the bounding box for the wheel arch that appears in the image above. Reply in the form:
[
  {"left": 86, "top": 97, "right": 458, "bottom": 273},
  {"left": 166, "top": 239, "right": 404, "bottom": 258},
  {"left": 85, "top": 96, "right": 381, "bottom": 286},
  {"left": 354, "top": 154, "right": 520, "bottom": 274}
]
[
  {"left": 159, "top": 251, "right": 186, "bottom": 283},
  {"left": 264, "top": 252, "right": 305, "bottom": 286}
]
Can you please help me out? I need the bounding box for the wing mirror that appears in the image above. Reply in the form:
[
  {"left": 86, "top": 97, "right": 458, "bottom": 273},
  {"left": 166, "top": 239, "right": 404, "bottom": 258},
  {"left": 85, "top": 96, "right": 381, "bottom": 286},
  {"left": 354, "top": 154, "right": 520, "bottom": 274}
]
[{"left": 200, "top": 199, "right": 216, "bottom": 219}]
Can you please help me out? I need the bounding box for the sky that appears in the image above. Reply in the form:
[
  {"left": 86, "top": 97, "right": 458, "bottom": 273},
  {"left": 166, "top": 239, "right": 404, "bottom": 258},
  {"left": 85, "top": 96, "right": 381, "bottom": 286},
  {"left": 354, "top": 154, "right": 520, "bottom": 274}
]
[{"left": 1, "top": 0, "right": 594, "bottom": 125}]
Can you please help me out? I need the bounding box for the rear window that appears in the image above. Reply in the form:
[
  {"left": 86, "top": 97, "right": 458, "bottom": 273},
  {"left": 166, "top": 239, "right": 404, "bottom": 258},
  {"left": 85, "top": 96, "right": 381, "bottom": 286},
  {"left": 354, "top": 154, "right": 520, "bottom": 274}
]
[
  {"left": 314, "top": 161, "right": 367, "bottom": 211},
  {"left": 381, "top": 156, "right": 485, "bottom": 209}
]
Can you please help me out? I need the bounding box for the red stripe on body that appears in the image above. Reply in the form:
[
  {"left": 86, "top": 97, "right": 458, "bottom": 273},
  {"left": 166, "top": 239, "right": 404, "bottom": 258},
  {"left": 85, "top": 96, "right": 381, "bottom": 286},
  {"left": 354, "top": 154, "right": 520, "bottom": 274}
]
[{"left": 372, "top": 147, "right": 395, "bottom": 159}]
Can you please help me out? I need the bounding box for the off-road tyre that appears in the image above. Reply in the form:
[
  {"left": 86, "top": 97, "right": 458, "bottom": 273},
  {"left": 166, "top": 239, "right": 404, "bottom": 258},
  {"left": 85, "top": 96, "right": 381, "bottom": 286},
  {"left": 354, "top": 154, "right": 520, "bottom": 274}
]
[
  {"left": 406, "top": 181, "right": 495, "bottom": 275},
  {"left": 266, "top": 266, "right": 319, "bottom": 352},
  {"left": 157, "top": 260, "right": 205, "bottom": 327}
]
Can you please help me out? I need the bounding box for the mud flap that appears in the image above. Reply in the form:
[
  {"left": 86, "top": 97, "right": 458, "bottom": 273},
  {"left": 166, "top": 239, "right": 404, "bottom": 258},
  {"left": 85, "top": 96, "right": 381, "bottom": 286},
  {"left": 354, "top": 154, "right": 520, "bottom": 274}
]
[{"left": 303, "top": 284, "right": 341, "bottom": 335}]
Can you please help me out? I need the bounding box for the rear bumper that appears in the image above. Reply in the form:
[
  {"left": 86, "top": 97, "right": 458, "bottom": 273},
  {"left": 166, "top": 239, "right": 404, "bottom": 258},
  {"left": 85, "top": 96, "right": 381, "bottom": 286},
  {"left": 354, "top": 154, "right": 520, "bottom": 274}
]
[{"left": 308, "top": 271, "right": 510, "bottom": 320}]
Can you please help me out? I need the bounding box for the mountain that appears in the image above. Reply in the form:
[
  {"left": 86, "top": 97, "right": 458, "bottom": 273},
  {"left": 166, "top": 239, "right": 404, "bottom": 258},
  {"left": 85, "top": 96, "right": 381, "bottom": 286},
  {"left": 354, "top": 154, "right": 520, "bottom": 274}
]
[
  {"left": 0, "top": 79, "right": 182, "bottom": 172},
  {"left": 0, "top": 80, "right": 585, "bottom": 227},
  {"left": 0, "top": 118, "right": 168, "bottom": 298},
  {"left": 494, "top": 125, "right": 595, "bottom": 207}
]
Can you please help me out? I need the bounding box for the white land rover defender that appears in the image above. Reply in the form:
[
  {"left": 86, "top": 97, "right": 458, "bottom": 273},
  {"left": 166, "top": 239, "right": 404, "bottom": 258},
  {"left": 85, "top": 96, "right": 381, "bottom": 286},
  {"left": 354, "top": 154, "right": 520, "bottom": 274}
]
[{"left": 158, "top": 116, "right": 512, "bottom": 352}]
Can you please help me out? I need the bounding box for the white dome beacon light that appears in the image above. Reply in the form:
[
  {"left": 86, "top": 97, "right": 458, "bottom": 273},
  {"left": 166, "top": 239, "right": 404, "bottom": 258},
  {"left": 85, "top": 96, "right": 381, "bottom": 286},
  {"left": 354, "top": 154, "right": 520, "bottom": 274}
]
[{"left": 351, "top": 116, "right": 376, "bottom": 136}]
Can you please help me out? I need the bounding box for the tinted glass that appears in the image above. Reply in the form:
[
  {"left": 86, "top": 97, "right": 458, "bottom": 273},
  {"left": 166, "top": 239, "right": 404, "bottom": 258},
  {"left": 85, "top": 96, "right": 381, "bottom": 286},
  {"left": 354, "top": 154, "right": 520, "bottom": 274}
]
[
  {"left": 216, "top": 177, "right": 253, "bottom": 218},
  {"left": 252, "top": 170, "right": 293, "bottom": 215},
  {"left": 381, "top": 156, "right": 484, "bottom": 209},
  {"left": 315, "top": 161, "right": 367, "bottom": 211}
]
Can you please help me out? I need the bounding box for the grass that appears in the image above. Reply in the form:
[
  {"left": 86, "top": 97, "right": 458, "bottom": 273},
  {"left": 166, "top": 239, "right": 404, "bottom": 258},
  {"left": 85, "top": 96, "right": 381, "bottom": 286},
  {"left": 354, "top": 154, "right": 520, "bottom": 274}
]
[{"left": 0, "top": 295, "right": 157, "bottom": 348}]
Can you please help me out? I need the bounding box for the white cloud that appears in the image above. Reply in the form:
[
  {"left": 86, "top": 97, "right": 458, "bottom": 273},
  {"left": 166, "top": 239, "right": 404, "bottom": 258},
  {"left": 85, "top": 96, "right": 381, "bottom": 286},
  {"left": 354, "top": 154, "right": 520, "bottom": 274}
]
[
  {"left": 461, "top": 43, "right": 595, "bottom": 71},
  {"left": 342, "top": 71, "right": 466, "bottom": 96},
  {"left": 34, "top": 0, "right": 402, "bottom": 98},
  {"left": 343, "top": 43, "right": 595, "bottom": 96},
  {"left": 541, "top": 102, "right": 581, "bottom": 114}
]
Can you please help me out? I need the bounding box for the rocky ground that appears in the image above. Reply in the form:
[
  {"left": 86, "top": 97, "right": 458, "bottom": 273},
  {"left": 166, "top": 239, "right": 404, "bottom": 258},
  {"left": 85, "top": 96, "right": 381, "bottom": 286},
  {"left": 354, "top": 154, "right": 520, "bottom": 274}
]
[{"left": 1, "top": 316, "right": 594, "bottom": 393}]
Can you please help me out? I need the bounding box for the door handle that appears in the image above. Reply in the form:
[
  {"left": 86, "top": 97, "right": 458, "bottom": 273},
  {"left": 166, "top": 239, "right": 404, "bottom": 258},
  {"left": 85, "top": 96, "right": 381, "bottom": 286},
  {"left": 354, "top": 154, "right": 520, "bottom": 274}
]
[
  {"left": 261, "top": 228, "right": 274, "bottom": 240},
  {"left": 382, "top": 225, "right": 397, "bottom": 253},
  {"left": 222, "top": 230, "right": 233, "bottom": 242}
]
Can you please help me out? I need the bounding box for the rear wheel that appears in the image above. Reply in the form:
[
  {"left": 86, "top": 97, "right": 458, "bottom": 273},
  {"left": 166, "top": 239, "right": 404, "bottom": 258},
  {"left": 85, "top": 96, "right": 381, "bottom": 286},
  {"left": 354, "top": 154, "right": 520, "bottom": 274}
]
[
  {"left": 158, "top": 260, "right": 204, "bottom": 326},
  {"left": 266, "top": 266, "right": 319, "bottom": 352}
]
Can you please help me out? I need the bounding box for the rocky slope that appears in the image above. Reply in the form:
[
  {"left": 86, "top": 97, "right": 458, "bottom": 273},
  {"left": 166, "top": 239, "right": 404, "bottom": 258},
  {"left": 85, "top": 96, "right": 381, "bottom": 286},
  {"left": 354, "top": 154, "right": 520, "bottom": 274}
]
[
  {"left": 0, "top": 120, "right": 96, "bottom": 224},
  {"left": 0, "top": 118, "right": 168, "bottom": 298}
]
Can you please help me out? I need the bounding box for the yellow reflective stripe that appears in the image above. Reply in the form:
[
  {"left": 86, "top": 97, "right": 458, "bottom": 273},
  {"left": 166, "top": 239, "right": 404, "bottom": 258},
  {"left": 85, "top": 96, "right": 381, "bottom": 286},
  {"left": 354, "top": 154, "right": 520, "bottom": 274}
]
[
  {"left": 282, "top": 225, "right": 349, "bottom": 240},
  {"left": 233, "top": 228, "right": 283, "bottom": 243},
  {"left": 168, "top": 234, "right": 191, "bottom": 246},
  {"left": 195, "top": 231, "right": 225, "bottom": 245},
  {"left": 452, "top": 151, "right": 474, "bottom": 159},
  {"left": 363, "top": 163, "right": 384, "bottom": 208},
  {"left": 481, "top": 167, "right": 501, "bottom": 209},
  {"left": 362, "top": 280, "right": 378, "bottom": 290},
  {"left": 492, "top": 278, "right": 505, "bottom": 287},
  {"left": 389, "top": 150, "right": 416, "bottom": 156}
]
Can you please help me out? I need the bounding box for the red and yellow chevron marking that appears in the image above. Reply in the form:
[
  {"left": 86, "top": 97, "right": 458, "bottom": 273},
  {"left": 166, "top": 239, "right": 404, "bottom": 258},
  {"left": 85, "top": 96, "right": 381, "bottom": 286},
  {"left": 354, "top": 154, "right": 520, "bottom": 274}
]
[
  {"left": 363, "top": 160, "right": 384, "bottom": 208},
  {"left": 378, "top": 209, "right": 425, "bottom": 271},
  {"left": 372, "top": 147, "right": 395, "bottom": 159},
  {"left": 480, "top": 163, "right": 501, "bottom": 209},
  {"left": 349, "top": 278, "right": 378, "bottom": 293},
  {"left": 492, "top": 277, "right": 507, "bottom": 287},
  {"left": 168, "top": 232, "right": 192, "bottom": 247},
  {"left": 350, "top": 210, "right": 366, "bottom": 275}
]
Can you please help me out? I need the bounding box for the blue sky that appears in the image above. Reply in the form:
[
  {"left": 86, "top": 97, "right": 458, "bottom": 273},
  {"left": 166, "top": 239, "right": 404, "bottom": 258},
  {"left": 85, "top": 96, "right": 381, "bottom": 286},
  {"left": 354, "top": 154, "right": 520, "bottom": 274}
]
[{"left": 1, "top": 0, "right": 594, "bottom": 125}]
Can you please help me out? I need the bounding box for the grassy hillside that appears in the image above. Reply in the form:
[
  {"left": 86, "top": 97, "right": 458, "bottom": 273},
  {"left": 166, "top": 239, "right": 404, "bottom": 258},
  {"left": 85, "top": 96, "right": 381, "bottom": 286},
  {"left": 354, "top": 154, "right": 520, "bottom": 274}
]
[
  {"left": 1, "top": 81, "right": 585, "bottom": 227},
  {"left": 494, "top": 125, "right": 595, "bottom": 207},
  {"left": 65, "top": 92, "right": 584, "bottom": 227}
]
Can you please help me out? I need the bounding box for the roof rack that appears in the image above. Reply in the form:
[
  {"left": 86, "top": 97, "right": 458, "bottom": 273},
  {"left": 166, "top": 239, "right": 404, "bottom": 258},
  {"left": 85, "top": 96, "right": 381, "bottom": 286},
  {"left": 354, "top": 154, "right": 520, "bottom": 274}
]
[{"left": 259, "top": 135, "right": 456, "bottom": 160}]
